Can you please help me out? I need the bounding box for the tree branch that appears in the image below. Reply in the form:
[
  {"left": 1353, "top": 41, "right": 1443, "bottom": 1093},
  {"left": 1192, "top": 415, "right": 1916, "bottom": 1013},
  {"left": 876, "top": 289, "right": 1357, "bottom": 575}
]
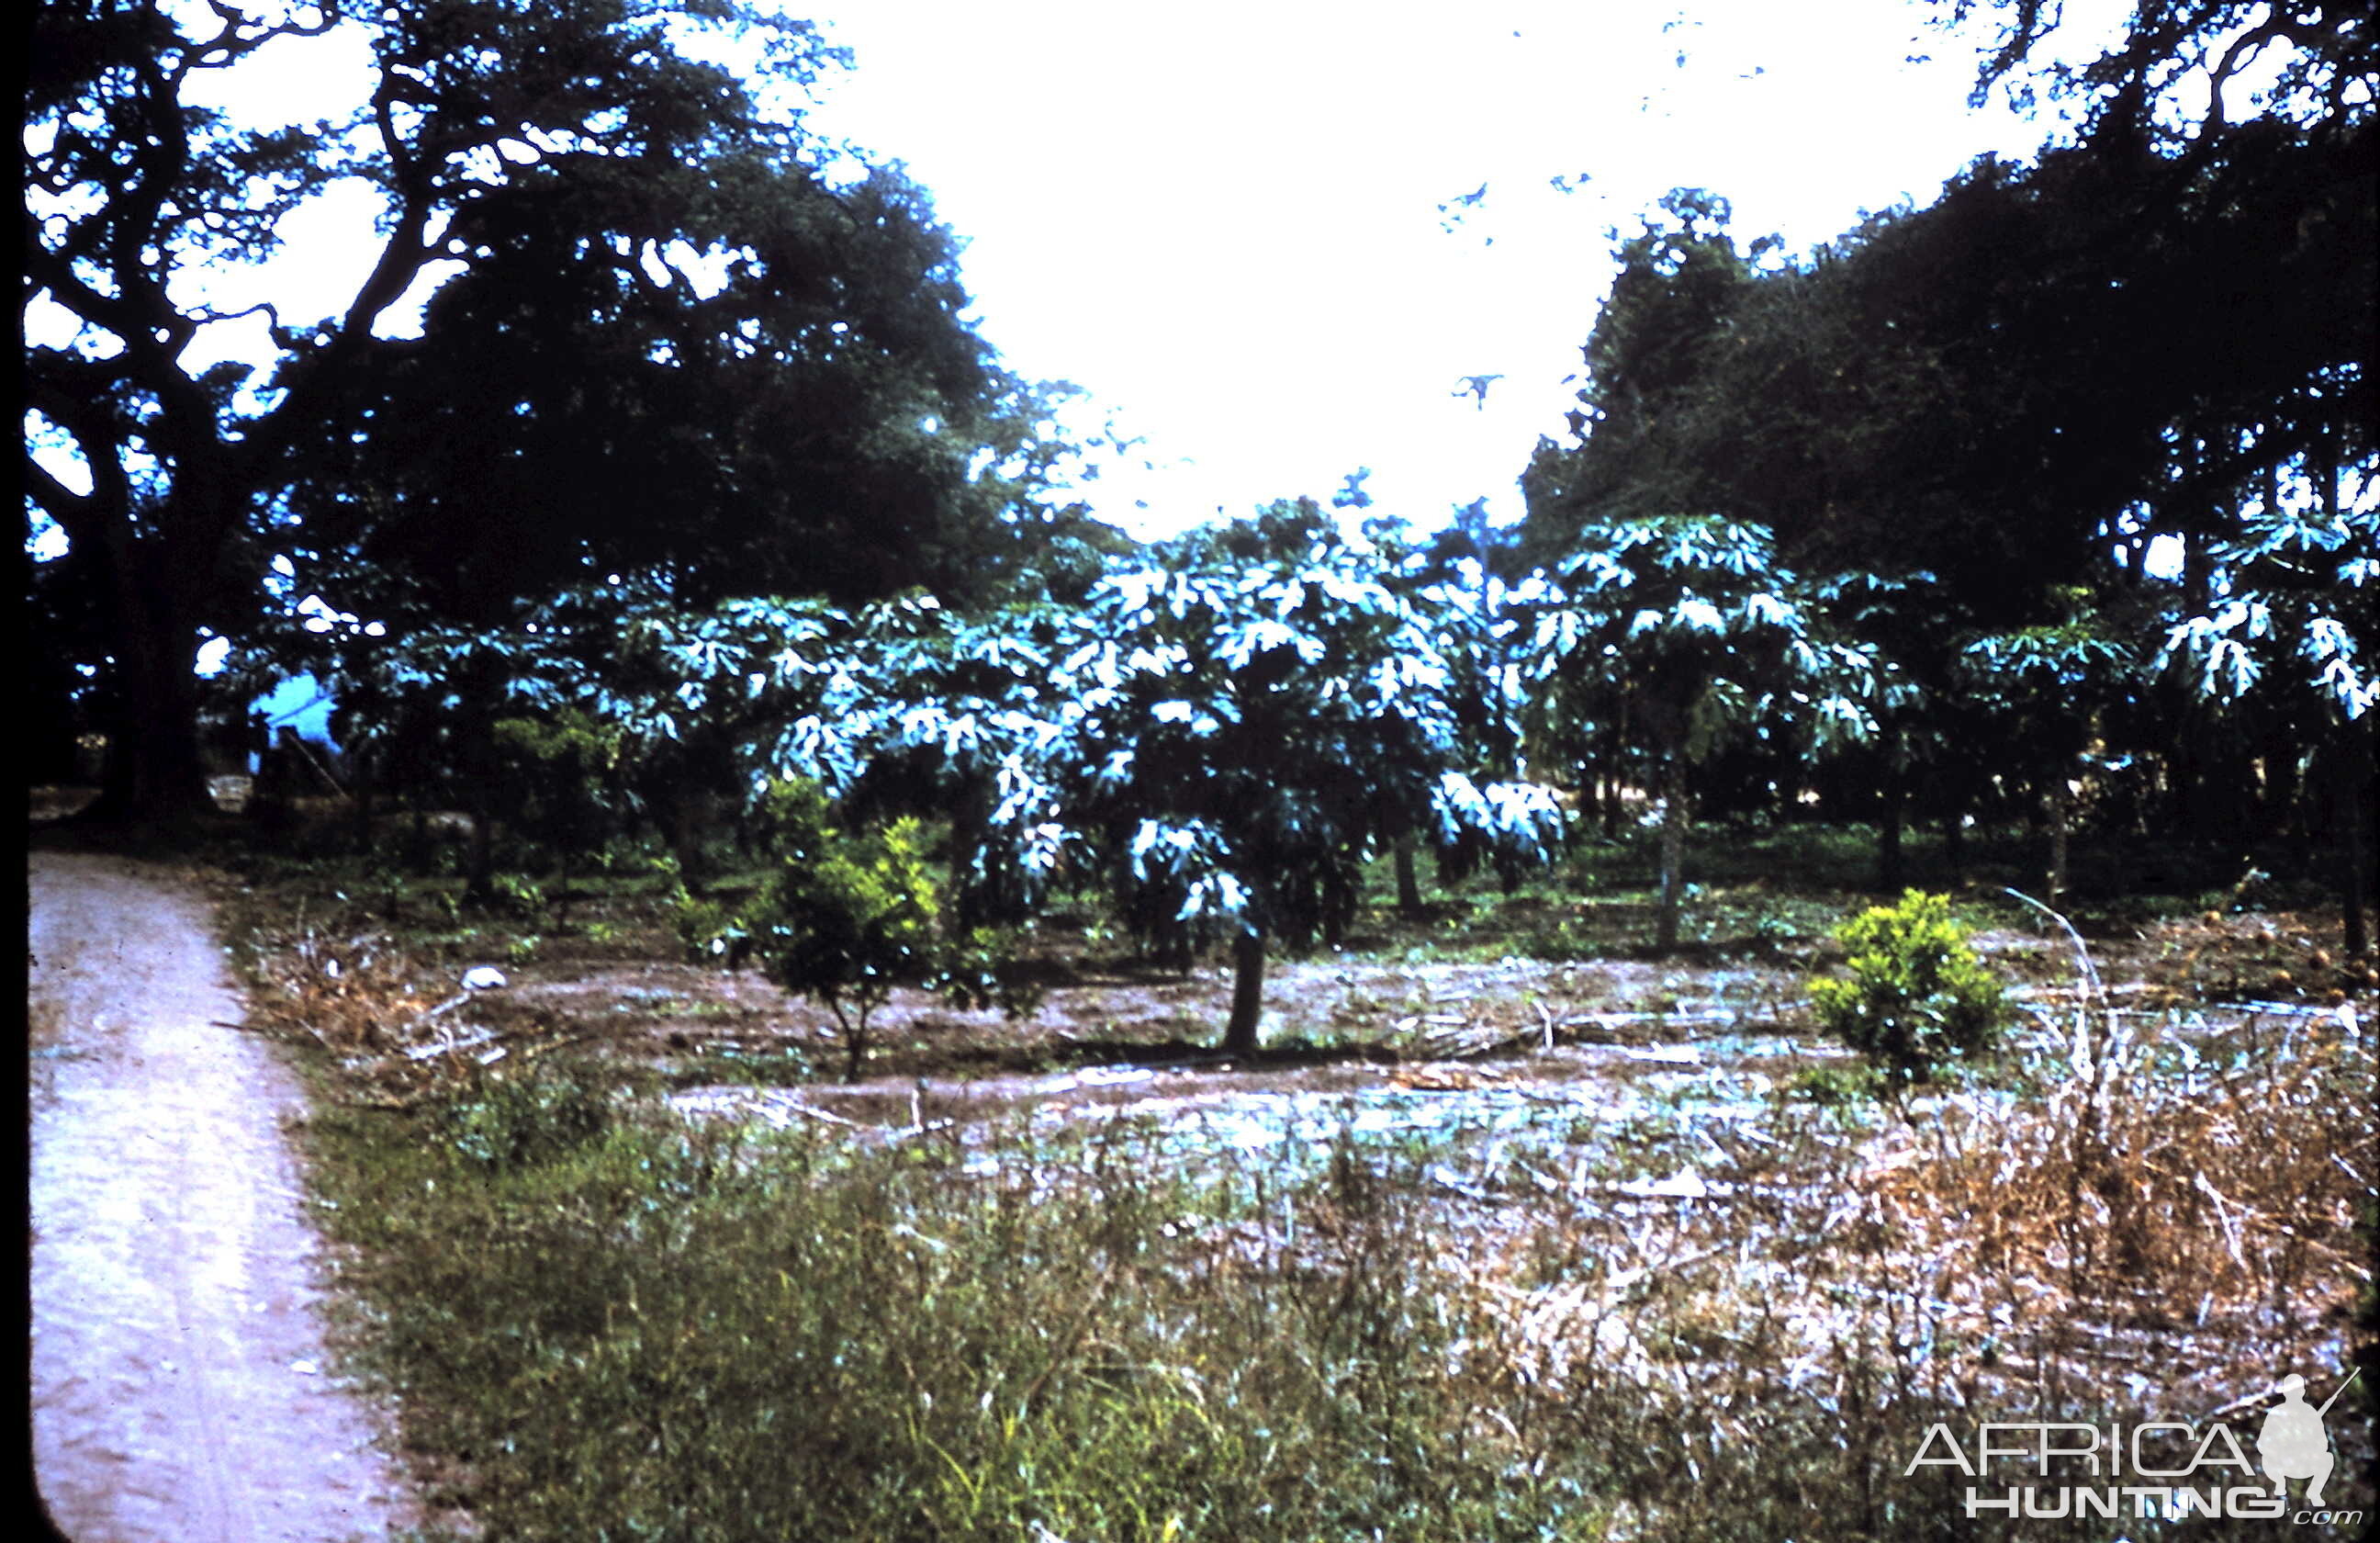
[
  {"left": 25, "top": 456, "right": 102, "bottom": 544},
  {"left": 176, "top": 0, "right": 342, "bottom": 82},
  {"left": 183, "top": 298, "right": 285, "bottom": 331},
  {"left": 26, "top": 367, "right": 135, "bottom": 530}
]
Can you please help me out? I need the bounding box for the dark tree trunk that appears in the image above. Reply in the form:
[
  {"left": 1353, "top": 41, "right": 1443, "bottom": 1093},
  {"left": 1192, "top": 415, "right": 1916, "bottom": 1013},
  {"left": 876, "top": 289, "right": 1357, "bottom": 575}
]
[
  {"left": 466, "top": 810, "right": 497, "bottom": 905},
  {"left": 2339, "top": 726, "right": 2374, "bottom": 960},
  {"left": 2047, "top": 774, "right": 2071, "bottom": 905},
  {"left": 2172, "top": 703, "right": 2204, "bottom": 839},
  {"left": 351, "top": 753, "right": 375, "bottom": 854},
  {"left": 2261, "top": 739, "right": 2302, "bottom": 844},
  {"left": 97, "top": 721, "right": 139, "bottom": 812},
  {"left": 1942, "top": 801, "right": 1966, "bottom": 879},
  {"left": 1876, "top": 752, "right": 1905, "bottom": 895},
  {"left": 80, "top": 595, "right": 213, "bottom": 823},
  {"left": 1394, "top": 839, "right": 1424, "bottom": 917},
  {"left": 1223, "top": 928, "right": 1266, "bottom": 1058},
  {"left": 1656, "top": 754, "right": 1688, "bottom": 952},
  {"left": 1322, "top": 865, "right": 1355, "bottom": 948},
  {"left": 63, "top": 486, "right": 230, "bottom": 827},
  {"left": 668, "top": 792, "right": 713, "bottom": 895}
]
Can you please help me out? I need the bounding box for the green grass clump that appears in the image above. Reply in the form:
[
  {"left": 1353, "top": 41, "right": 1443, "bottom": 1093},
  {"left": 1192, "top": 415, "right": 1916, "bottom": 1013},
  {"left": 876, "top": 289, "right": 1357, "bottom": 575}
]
[{"left": 1809, "top": 891, "right": 2009, "bottom": 1087}]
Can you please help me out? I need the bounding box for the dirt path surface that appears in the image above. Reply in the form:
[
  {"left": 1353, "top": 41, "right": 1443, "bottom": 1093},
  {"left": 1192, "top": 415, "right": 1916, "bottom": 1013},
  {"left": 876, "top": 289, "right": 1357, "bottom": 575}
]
[{"left": 29, "top": 851, "right": 411, "bottom": 1542}]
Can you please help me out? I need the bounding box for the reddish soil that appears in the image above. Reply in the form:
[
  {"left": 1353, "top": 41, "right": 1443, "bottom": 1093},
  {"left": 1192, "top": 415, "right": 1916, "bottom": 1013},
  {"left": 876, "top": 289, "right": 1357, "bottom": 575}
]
[{"left": 28, "top": 851, "right": 415, "bottom": 1542}]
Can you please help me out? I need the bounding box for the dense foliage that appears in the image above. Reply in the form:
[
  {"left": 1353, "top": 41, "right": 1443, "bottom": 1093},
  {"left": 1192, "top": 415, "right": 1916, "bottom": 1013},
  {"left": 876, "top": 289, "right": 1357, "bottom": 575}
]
[{"left": 1519, "top": 7, "right": 2373, "bottom": 947}]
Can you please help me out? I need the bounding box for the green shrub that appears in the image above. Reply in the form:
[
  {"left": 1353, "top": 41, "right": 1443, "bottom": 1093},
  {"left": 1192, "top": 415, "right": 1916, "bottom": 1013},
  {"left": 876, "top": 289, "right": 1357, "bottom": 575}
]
[
  {"left": 485, "top": 871, "right": 545, "bottom": 919},
  {"left": 1780, "top": 1061, "right": 1882, "bottom": 1119},
  {"left": 1808, "top": 890, "right": 2008, "bottom": 1087},
  {"left": 678, "top": 780, "right": 1037, "bottom": 1079},
  {"left": 440, "top": 1071, "right": 613, "bottom": 1173}
]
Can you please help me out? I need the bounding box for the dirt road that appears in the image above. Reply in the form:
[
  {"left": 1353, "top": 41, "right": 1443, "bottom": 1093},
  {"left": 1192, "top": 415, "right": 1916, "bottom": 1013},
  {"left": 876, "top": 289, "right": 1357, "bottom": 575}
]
[{"left": 28, "top": 851, "right": 411, "bottom": 1542}]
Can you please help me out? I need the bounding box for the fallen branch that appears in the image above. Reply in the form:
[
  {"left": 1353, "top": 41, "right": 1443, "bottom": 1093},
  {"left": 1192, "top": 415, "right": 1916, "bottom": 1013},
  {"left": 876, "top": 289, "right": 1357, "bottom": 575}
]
[
  {"left": 768, "top": 1100, "right": 867, "bottom": 1129},
  {"left": 402, "top": 1029, "right": 506, "bottom": 1063}
]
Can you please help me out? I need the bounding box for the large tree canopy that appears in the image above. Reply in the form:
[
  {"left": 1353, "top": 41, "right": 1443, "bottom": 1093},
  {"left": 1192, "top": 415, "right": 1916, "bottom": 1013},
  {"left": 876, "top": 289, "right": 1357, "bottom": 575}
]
[
  {"left": 1523, "top": 114, "right": 2372, "bottom": 628},
  {"left": 1936, "top": 0, "right": 2374, "bottom": 145},
  {"left": 1513, "top": 0, "right": 2372, "bottom": 943},
  {"left": 25, "top": 0, "right": 1047, "bottom": 816}
]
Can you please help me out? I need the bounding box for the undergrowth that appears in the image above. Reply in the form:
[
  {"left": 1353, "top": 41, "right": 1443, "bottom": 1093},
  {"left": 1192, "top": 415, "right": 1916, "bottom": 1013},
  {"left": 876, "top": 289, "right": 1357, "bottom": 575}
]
[
  {"left": 311, "top": 1096, "right": 1619, "bottom": 1541},
  {"left": 219, "top": 860, "right": 2375, "bottom": 1542},
  {"left": 309, "top": 1077, "right": 2081, "bottom": 1543}
]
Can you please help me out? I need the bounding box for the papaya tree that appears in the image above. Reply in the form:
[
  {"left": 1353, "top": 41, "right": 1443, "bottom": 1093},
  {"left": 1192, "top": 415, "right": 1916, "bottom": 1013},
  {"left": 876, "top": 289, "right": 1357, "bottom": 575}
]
[
  {"left": 2160, "top": 494, "right": 2376, "bottom": 954},
  {"left": 1039, "top": 538, "right": 1565, "bottom": 1054},
  {"left": 776, "top": 524, "right": 1566, "bottom": 1058},
  {"left": 1954, "top": 612, "right": 2140, "bottom": 904},
  {"left": 416, "top": 542, "right": 1561, "bottom": 1061},
  {"left": 590, "top": 588, "right": 848, "bottom": 890},
  {"left": 486, "top": 708, "right": 627, "bottom": 921},
  {"left": 1525, "top": 514, "right": 1894, "bottom": 950}
]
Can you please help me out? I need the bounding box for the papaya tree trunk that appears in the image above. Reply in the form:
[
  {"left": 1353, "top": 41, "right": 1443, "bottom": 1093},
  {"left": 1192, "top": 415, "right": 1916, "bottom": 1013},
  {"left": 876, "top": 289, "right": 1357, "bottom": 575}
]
[
  {"left": 2047, "top": 774, "right": 2071, "bottom": 905},
  {"left": 466, "top": 810, "right": 496, "bottom": 906},
  {"left": 350, "top": 751, "right": 375, "bottom": 855},
  {"left": 2339, "top": 725, "right": 2373, "bottom": 960},
  {"left": 1656, "top": 755, "right": 1688, "bottom": 952},
  {"left": 1394, "top": 839, "right": 1424, "bottom": 917},
  {"left": 668, "top": 792, "right": 712, "bottom": 895},
  {"left": 1224, "top": 928, "right": 1266, "bottom": 1058},
  {"left": 1877, "top": 750, "right": 1905, "bottom": 894}
]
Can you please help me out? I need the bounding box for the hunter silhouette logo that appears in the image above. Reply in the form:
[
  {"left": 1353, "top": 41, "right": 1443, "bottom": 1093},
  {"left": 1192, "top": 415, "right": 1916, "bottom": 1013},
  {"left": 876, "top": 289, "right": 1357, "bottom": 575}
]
[{"left": 2260, "top": 1369, "right": 2357, "bottom": 1509}]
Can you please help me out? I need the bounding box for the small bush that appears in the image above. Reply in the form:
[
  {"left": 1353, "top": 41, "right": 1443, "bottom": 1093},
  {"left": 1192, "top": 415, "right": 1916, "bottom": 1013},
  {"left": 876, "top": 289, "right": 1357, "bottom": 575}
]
[
  {"left": 678, "top": 780, "right": 1037, "bottom": 1079},
  {"left": 483, "top": 872, "right": 544, "bottom": 919},
  {"left": 440, "top": 1072, "right": 613, "bottom": 1173},
  {"left": 1808, "top": 890, "right": 2008, "bottom": 1087}
]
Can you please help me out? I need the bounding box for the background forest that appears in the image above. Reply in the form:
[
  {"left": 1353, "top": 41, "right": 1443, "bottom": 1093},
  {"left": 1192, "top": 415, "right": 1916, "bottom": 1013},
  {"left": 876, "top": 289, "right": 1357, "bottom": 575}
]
[{"left": 25, "top": 0, "right": 2374, "bottom": 962}]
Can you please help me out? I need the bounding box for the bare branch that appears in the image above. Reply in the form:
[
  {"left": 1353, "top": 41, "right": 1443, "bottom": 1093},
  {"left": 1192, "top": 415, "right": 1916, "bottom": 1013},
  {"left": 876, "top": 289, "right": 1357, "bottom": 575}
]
[
  {"left": 176, "top": 0, "right": 342, "bottom": 82},
  {"left": 184, "top": 298, "right": 285, "bottom": 330}
]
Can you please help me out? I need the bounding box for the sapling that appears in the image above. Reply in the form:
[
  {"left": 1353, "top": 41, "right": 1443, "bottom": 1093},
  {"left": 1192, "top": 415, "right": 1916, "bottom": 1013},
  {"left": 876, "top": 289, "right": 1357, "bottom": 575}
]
[
  {"left": 680, "top": 780, "right": 1036, "bottom": 1080},
  {"left": 1809, "top": 890, "right": 2010, "bottom": 1088}
]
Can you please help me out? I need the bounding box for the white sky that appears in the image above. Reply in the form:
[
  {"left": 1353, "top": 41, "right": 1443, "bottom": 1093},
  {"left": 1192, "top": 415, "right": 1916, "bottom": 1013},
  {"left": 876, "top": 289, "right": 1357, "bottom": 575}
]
[
  {"left": 32, "top": 0, "right": 2131, "bottom": 555},
  {"left": 798, "top": 0, "right": 2105, "bottom": 535}
]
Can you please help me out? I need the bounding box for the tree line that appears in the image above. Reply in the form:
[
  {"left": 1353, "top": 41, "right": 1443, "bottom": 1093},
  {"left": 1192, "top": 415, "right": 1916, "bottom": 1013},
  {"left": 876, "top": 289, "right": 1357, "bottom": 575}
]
[{"left": 25, "top": 0, "right": 2377, "bottom": 1019}]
